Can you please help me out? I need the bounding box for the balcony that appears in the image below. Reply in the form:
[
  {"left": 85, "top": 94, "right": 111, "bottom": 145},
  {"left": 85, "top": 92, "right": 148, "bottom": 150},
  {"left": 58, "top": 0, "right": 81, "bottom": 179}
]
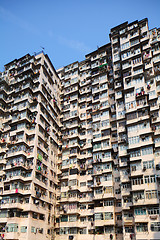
[
  {"left": 123, "top": 216, "right": 134, "bottom": 224},
  {"left": 115, "top": 92, "right": 122, "bottom": 100},
  {"left": 123, "top": 202, "right": 132, "bottom": 209},
  {"left": 132, "top": 198, "right": 145, "bottom": 206},
  {"left": 5, "top": 232, "right": 20, "bottom": 240},
  {"left": 60, "top": 222, "right": 79, "bottom": 228},
  {"left": 124, "top": 81, "right": 134, "bottom": 90},
  {"left": 1, "top": 202, "right": 23, "bottom": 210},
  {"left": 140, "top": 34, "right": 149, "bottom": 42},
  {"left": 134, "top": 215, "right": 148, "bottom": 223},
  {"left": 79, "top": 208, "right": 94, "bottom": 216},
  {"left": 121, "top": 188, "right": 131, "bottom": 196},
  {"left": 150, "top": 35, "right": 160, "bottom": 44},
  {"left": 120, "top": 175, "right": 130, "bottom": 183},
  {"left": 94, "top": 219, "right": 114, "bottom": 226},
  {"left": 118, "top": 149, "right": 128, "bottom": 156},
  {"left": 5, "top": 162, "right": 32, "bottom": 171}
]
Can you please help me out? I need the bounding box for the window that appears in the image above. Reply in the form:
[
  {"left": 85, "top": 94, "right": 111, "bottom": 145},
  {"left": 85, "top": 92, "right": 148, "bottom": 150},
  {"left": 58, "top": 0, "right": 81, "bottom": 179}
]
[
  {"left": 121, "top": 42, "right": 130, "bottom": 50},
  {"left": 0, "top": 210, "right": 7, "bottom": 218},
  {"left": 127, "top": 112, "right": 137, "bottom": 121},
  {"left": 155, "top": 137, "right": 160, "bottom": 143},
  {"left": 61, "top": 215, "right": 68, "bottom": 222},
  {"left": 141, "top": 135, "right": 150, "bottom": 142},
  {"left": 104, "top": 174, "right": 112, "bottom": 181},
  {"left": 125, "top": 91, "right": 134, "bottom": 98},
  {"left": 69, "top": 179, "right": 77, "bottom": 187},
  {"left": 101, "top": 100, "right": 109, "bottom": 107},
  {"left": 153, "top": 54, "right": 160, "bottom": 63},
  {"left": 132, "top": 177, "right": 143, "bottom": 185},
  {"left": 135, "top": 208, "right": 146, "bottom": 215},
  {"left": 21, "top": 212, "right": 28, "bottom": 218},
  {"left": 60, "top": 227, "right": 68, "bottom": 235},
  {"left": 139, "top": 121, "right": 150, "bottom": 129},
  {"left": 134, "top": 67, "right": 143, "bottom": 75},
  {"left": 104, "top": 186, "right": 113, "bottom": 194},
  {"left": 122, "top": 61, "right": 131, "bottom": 69},
  {"left": 122, "top": 51, "right": 131, "bottom": 59},
  {"left": 21, "top": 226, "right": 27, "bottom": 233},
  {"left": 155, "top": 75, "right": 160, "bottom": 82},
  {"left": 142, "top": 146, "right": 153, "bottom": 155},
  {"left": 146, "top": 190, "right": 158, "bottom": 199},
  {"left": 151, "top": 222, "right": 160, "bottom": 232},
  {"left": 136, "top": 223, "right": 148, "bottom": 232},
  {"left": 102, "top": 140, "right": 109, "bottom": 148},
  {"left": 144, "top": 175, "right": 156, "bottom": 184},
  {"left": 123, "top": 197, "right": 132, "bottom": 203},
  {"left": 95, "top": 189, "right": 103, "bottom": 194},
  {"left": 95, "top": 213, "right": 103, "bottom": 220},
  {"left": 31, "top": 226, "right": 36, "bottom": 233},
  {"left": 104, "top": 212, "right": 113, "bottom": 220},
  {"left": 113, "top": 53, "right": 120, "bottom": 60},
  {"left": 119, "top": 145, "right": 128, "bottom": 151},
  {"left": 115, "top": 177, "right": 120, "bottom": 182},
  {"left": 115, "top": 189, "right": 121, "bottom": 194},
  {"left": 133, "top": 191, "right": 144, "bottom": 200},
  {"left": 125, "top": 227, "right": 134, "bottom": 233},
  {"left": 133, "top": 57, "right": 142, "bottom": 65},
  {"left": 149, "top": 90, "right": 156, "bottom": 97},
  {"left": 79, "top": 228, "right": 87, "bottom": 234},
  {"left": 148, "top": 206, "right": 159, "bottom": 215},
  {"left": 131, "top": 163, "right": 141, "bottom": 172},
  {"left": 130, "top": 150, "right": 141, "bottom": 158},
  {"left": 128, "top": 136, "right": 139, "bottom": 145},
  {"left": 80, "top": 204, "right": 86, "bottom": 209},
  {"left": 103, "top": 163, "right": 112, "bottom": 170},
  {"left": 101, "top": 110, "right": 109, "bottom": 116},
  {"left": 68, "top": 228, "right": 77, "bottom": 234},
  {"left": 105, "top": 226, "right": 114, "bottom": 233},
  {"left": 80, "top": 182, "right": 86, "bottom": 187},
  {"left": 69, "top": 215, "right": 77, "bottom": 222},
  {"left": 131, "top": 39, "right": 139, "bottom": 46},
  {"left": 32, "top": 213, "right": 38, "bottom": 219},
  {"left": 104, "top": 200, "right": 114, "bottom": 206},
  {"left": 122, "top": 182, "right": 130, "bottom": 189},
  {"left": 7, "top": 224, "right": 18, "bottom": 232},
  {"left": 125, "top": 101, "right": 136, "bottom": 110},
  {"left": 117, "top": 214, "right": 122, "bottom": 220},
  {"left": 80, "top": 217, "right": 86, "bottom": 222},
  {"left": 100, "top": 92, "right": 108, "bottom": 99}
]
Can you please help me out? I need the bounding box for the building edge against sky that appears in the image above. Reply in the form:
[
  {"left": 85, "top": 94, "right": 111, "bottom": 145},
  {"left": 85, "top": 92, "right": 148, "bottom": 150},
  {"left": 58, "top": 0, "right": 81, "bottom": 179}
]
[{"left": 0, "top": 18, "right": 160, "bottom": 240}]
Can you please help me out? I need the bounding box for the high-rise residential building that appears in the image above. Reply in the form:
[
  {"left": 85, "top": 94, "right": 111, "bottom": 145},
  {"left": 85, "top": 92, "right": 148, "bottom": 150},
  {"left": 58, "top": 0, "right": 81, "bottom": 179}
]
[
  {"left": 0, "top": 18, "right": 160, "bottom": 240},
  {"left": 56, "top": 18, "right": 160, "bottom": 240},
  {"left": 0, "top": 52, "right": 61, "bottom": 240}
]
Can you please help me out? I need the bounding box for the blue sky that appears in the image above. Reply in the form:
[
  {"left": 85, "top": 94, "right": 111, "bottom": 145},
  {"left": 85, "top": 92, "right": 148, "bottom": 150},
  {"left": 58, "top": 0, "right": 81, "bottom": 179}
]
[{"left": 0, "top": 0, "right": 160, "bottom": 71}]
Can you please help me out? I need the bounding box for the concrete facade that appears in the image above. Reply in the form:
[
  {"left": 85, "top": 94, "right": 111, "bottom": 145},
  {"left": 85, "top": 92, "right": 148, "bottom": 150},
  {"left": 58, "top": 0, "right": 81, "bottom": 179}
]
[
  {"left": 0, "top": 18, "right": 160, "bottom": 240},
  {"left": 0, "top": 52, "right": 61, "bottom": 240}
]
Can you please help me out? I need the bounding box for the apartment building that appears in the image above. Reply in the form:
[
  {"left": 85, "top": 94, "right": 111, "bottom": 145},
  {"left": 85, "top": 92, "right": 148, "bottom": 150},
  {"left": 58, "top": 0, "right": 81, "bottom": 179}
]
[
  {"left": 0, "top": 52, "right": 61, "bottom": 240},
  {"left": 56, "top": 18, "right": 160, "bottom": 240},
  {"left": 0, "top": 18, "right": 160, "bottom": 240}
]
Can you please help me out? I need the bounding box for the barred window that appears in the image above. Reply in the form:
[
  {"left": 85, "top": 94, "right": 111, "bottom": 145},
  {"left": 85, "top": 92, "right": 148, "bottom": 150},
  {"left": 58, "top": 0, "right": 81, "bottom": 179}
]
[
  {"left": 136, "top": 223, "right": 148, "bottom": 232},
  {"left": 148, "top": 207, "right": 159, "bottom": 215},
  {"left": 146, "top": 190, "right": 158, "bottom": 199},
  {"left": 151, "top": 222, "right": 160, "bottom": 232}
]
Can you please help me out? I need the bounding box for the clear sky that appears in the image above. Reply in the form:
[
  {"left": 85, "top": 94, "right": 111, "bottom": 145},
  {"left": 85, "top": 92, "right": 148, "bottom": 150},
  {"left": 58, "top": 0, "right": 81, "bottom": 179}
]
[{"left": 0, "top": 0, "right": 160, "bottom": 71}]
